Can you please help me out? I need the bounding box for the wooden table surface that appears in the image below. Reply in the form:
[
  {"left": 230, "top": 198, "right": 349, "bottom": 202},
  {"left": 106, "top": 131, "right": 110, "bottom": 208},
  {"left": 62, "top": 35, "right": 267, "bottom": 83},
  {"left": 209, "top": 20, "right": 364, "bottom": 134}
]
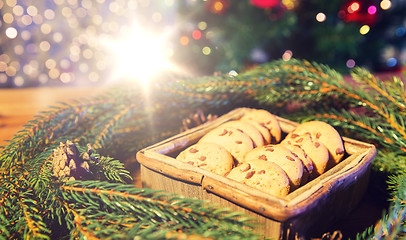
[{"left": 0, "top": 86, "right": 107, "bottom": 146}]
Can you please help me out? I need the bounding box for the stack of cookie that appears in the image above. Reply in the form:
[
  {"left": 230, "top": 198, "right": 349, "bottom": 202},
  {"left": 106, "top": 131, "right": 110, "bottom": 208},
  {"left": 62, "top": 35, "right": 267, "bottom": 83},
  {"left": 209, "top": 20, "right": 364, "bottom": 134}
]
[{"left": 176, "top": 109, "right": 345, "bottom": 197}]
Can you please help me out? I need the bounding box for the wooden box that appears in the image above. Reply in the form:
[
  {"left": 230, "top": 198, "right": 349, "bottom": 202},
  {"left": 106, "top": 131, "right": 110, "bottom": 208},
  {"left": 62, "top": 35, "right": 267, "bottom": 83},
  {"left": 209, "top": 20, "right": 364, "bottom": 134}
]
[{"left": 136, "top": 108, "right": 376, "bottom": 239}]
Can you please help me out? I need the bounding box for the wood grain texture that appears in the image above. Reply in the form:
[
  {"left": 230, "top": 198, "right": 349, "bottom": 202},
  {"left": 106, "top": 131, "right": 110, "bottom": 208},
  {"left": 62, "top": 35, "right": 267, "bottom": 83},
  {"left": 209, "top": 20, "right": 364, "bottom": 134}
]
[{"left": 0, "top": 86, "right": 106, "bottom": 146}]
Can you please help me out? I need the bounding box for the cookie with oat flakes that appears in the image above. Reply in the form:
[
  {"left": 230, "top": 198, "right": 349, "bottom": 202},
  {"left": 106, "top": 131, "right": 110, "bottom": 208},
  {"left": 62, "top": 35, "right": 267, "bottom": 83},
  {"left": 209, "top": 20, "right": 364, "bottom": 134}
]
[
  {"left": 176, "top": 142, "right": 233, "bottom": 176},
  {"left": 199, "top": 126, "right": 254, "bottom": 164},
  {"left": 227, "top": 159, "right": 290, "bottom": 197}
]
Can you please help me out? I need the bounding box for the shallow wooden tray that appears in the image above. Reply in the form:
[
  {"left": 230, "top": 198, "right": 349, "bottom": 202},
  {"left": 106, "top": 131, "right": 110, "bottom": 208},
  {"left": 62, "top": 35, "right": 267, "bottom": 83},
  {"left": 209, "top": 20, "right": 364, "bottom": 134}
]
[{"left": 136, "top": 108, "right": 376, "bottom": 239}]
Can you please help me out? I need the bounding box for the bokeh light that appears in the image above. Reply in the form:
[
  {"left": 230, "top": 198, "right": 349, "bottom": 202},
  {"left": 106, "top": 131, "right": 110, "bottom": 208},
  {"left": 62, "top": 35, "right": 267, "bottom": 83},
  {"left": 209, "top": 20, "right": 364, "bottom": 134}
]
[
  {"left": 5, "top": 27, "right": 18, "bottom": 39},
  {"left": 380, "top": 0, "right": 391, "bottom": 10},
  {"left": 202, "top": 46, "right": 211, "bottom": 55},
  {"left": 368, "top": 5, "right": 377, "bottom": 14},
  {"left": 316, "top": 12, "right": 326, "bottom": 22},
  {"left": 387, "top": 57, "right": 397, "bottom": 67},
  {"left": 282, "top": 50, "right": 293, "bottom": 61},
  {"left": 346, "top": 59, "right": 356, "bottom": 68},
  {"left": 360, "top": 25, "right": 370, "bottom": 35},
  {"left": 192, "top": 30, "right": 202, "bottom": 40},
  {"left": 348, "top": 2, "right": 360, "bottom": 13}
]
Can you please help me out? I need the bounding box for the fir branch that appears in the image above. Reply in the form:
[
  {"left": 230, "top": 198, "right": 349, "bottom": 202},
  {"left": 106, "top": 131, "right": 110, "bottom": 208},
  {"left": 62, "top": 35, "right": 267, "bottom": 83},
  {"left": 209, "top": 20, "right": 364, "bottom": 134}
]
[
  {"left": 369, "top": 174, "right": 406, "bottom": 239},
  {"left": 59, "top": 181, "right": 259, "bottom": 239},
  {"left": 91, "top": 156, "right": 132, "bottom": 183}
]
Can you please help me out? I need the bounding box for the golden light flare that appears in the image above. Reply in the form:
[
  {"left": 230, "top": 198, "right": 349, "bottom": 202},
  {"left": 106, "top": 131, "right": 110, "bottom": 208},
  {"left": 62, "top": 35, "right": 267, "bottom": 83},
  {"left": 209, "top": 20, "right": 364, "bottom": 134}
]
[{"left": 101, "top": 23, "right": 179, "bottom": 86}]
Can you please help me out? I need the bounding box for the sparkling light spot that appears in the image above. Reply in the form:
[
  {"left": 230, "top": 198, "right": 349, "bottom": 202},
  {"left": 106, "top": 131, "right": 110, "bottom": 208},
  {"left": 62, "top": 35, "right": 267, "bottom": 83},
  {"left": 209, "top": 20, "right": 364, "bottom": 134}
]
[
  {"left": 6, "top": 66, "right": 17, "bottom": 76},
  {"left": 5, "top": 27, "right": 18, "bottom": 39},
  {"left": 228, "top": 70, "right": 238, "bottom": 77},
  {"left": 89, "top": 71, "right": 99, "bottom": 82},
  {"left": 13, "top": 5, "right": 24, "bottom": 16},
  {"left": 360, "top": 25, "right": 370, "bottom": 35},
  {"left": 102, "top": 24, "right": 177, "bottom": 85},
  {"left": 27, "top": 5, "right": 38, "bottom": 16},
  {"left": 33, "top": 15, "right": 43, "bottom": 25},
  {"left": 387, "top": 57, "right": 397, "bottom": 67},
  {"left": 348, "top": 2, "right": 360, "bottom": 13},
  {"left": 21, "top": 15, "right": 33, "bottom": 26},
  {"left": 202, "top": 46, "right": 211, "bottom": 55},
  {"left": 49, "top": 68, "right": 60, "bottom": 79},
  {"left": 213, "top": 1, "right": 224, "bottom": 13},
  {"left": 45, "top": 59, "right": 57, "bottom": 69},
  {"left": 38, "top": 73, "right": 49, "bottom": 84},
  {"left": 282, "top": 50, "right": 293, "bottom": 61},
  {"left": 60, "top": 72, "right": 72, "bottom": 83},
  {"left": 62, "top": 7, "right": 72, "bottom": 17},
  {"left": 0, "top": 74, "right": 7, "bottom": 84},
  {"left": 83, "top": 49, "right": 93, "bottom": 59},
  {"left": 60, "top": 59, "right": 71, "bottom": 69},
  {"left": 316, "top": 12, "right": 326, "bottom": 22},
  {"left": 198, "top": 21, "right": 207, "bottom": 30},
  {"left": 53, "top": 32, "right": 63, "bottom": 42},
  {"left": 13, "top": 76, "right": 24, "bottom": 87},
  {"left": 39, "top": 41, "right": 51, "bottom": 52},
  {"left": 192, "top": 30, "right": 202, "bottom": 40},
  {"left": 380, "top": 0, "right": 391, "bottom": 10},
  {"left": 0, "top": 54, "right": 10, "bottom": 63},
  {"left": 79, "top": 63, "right": 89, "bottom": 73},
  {"left": 346, "top": 59, "right": 356, "bottom": 68},
  {"left": 92, "top": 15, "right": 103, "bottom": 25},
  {"left": 21, "top": 30, "right": 31, "bottom": 40},
  {"left": 0, "top": 62, "right": 7, "bottom": 71},
  {"left": 44, "top": 9, "right": 55, "bottom": 20},
  {"left": 3, "top": 13, "right": 14, "bottom": 24},
  {"left": 14, "top": 45, "right": 24, "bottom": 55},
  {"left": 180, "top": 36, "right": 189, "bottom": 46},
  {"left": 368, "top": 5, "right": 377, "bottom": 14},
  {"left": 6, "top": 0, "right": 17, "bottom": 7},
  {"left": 41, "top": 23, "right": 52, "bottom": 34}
]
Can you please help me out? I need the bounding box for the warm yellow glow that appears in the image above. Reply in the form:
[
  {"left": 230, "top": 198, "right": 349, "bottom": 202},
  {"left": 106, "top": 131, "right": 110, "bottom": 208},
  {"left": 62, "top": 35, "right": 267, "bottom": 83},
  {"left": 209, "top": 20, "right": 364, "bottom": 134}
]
[
  {"left": 316, "top": 12, "right": 326, "bottom": 22},
  {"left": 360, "top": 25, "right": 370, "bottom": 35},
  {"left": 202, "top": 46, "right": 211, "bottom": 55},
  {"left": 213, "top": 2, "right": 224, "bottom": 12},
  {"left": 380, "top": 0, "right": 391, "bottom": 10},
  {"left": 5, "top": 27, "right": 18, "bottom": 39},
  {"left": 102, "top": 23, "right": 176, "bottom": 86}
]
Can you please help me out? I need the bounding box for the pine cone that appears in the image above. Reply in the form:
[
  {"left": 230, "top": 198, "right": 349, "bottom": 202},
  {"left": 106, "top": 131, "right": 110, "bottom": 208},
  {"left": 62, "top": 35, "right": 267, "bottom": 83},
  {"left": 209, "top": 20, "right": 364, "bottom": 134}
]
[
  {"left": 180, "top": 109, "right": 217, "bottom": 132},
  {"left": 51, "top": 140, "right": 91, "bottom": 181}
]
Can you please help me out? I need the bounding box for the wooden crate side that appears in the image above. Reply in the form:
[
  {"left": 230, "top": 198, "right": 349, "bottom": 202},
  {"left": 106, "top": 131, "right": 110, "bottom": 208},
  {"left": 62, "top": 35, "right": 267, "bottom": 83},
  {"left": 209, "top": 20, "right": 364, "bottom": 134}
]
[{"left": 141, "top": 165, "right": 286, "bottom": 239}]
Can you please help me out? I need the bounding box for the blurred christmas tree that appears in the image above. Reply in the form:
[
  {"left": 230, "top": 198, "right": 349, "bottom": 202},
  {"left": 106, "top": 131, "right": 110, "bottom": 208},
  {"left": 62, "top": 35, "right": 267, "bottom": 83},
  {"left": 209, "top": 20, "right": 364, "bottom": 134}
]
[
  {"left": 0, "top": 0, "right": 405, "bottom": 87},
  {"left": 172, "top": 0, "right": 406, "bottom": 75}
]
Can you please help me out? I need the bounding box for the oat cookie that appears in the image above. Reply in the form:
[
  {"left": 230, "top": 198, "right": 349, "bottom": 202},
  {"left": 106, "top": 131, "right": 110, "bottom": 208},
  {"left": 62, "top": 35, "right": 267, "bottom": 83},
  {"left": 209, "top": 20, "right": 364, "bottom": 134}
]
[
  {"left": 227, "top": 160, "right": 290, "bottom": 197},
  {"left": 292, "top": 121, "right": 345, "bottom": 165},
  {"left": 220, "top": 120, "right": 265, "bottom": 148},
  {"left": 240, "top": 109, "right": 282, "bottom": 144},
  {"left": 283, "top": 132, "right": 329, "bottom": 178},
  {"left": 281, "top": 143, "right": 313, "bottom": 185},
  {"left": 199, "top": 126, "right": 254, "bottom": 164},
  {"left": 241, "top": 119, "right": 272, "bottom": 144},
  {"left": 243, "top": 144, "right": 304, "bottom": 189},
  {"left": 176, "top": 142, "right": 234, "bottom": 176}
]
